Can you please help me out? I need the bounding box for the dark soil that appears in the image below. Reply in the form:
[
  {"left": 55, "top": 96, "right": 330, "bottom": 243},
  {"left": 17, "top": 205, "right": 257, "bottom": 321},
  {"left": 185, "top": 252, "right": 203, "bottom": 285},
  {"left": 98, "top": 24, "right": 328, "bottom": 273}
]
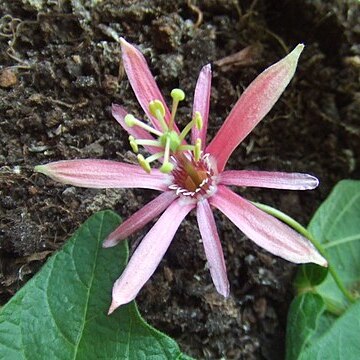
[{"left": 1, "top": 0, "right": 359, "bottom": 359}]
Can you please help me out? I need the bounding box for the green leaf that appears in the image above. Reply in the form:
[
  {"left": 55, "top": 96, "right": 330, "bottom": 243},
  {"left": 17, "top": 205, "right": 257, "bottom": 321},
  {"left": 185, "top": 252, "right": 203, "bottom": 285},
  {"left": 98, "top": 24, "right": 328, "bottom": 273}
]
[
  {"left": 287, "top": 294, "right": 360, "bottom": 360},
  {"left": 287, "top": 180, "right": 360, "bottom": 360},
  {"left": 294, "top": 263, "right": 328, "bottom": 289},
  {"left": 307, "top": 180, "right": 360, "bottom": 310},
  {"left": 286, "top": 293, "right": 326, "bottom": 360},
  {"left": 0, "top": 210, "right": 188, "bottom": 360}
]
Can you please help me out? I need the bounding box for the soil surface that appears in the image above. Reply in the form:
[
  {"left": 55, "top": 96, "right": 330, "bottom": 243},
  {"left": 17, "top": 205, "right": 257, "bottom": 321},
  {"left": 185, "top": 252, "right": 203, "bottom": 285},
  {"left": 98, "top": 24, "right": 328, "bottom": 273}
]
[{"left": 1, "top": 0, "right": 359, "bottom": 359}]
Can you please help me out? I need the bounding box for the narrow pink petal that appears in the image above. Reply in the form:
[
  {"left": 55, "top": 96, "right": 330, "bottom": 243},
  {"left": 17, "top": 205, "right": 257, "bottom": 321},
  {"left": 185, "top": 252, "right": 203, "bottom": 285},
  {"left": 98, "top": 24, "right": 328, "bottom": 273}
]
[
  {"left": 108, "top": 199, "right": 195, "bottom": 313},
  {"left": 120, "top": 38, "right": 175, "bottom": 132},
  {"left": 112, "top": 104, "right": 162, "bottom": 155},
  {"left": 103, "top": 191, "right": 177, "bottom": 248},
  {"left": 206, "top": 44, "right": 304, "bottom": 172},
  {"left": 209, "top": 186, "right": 327, "bottom": 266},
  {"left": 35, "top": 159, "right": 168, "bottom": 191},
  {"left": 191, "top": 64, "right": 212, "bottom": 148},
  {"left": 220, "top": 170, "right": 319, "bottom": 190},
  {"left": 197, "top": 199, "right": 230, "bottom": 297}
]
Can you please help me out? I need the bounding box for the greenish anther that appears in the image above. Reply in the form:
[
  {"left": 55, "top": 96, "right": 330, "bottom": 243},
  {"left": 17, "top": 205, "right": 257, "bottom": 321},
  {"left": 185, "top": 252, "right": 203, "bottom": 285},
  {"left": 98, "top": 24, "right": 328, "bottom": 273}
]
[
  {"left": 169, "top": 88, "right": 185, "bottom": 130},
  {"left": 149, "top": 100, "right": 168, "bottom": 131},
  {"left": 128, "top": 136, "right": 138, "bottom": 153}
]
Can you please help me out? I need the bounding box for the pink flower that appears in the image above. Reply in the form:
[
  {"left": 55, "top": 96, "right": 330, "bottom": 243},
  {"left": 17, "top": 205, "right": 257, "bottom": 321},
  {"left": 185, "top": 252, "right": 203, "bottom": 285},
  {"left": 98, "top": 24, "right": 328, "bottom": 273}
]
[{"left": 35, "top": 38, "right": 327, "bottom": 314}]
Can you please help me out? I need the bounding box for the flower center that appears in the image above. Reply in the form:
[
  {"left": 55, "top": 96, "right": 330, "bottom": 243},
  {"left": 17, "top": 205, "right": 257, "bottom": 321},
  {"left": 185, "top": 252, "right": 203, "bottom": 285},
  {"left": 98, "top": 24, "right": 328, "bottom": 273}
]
[
  {"left": 169, "top": 153, "right": 218, "bottom": 199},
  {"left": 124, "top": 88, "right": 218, "bottom": 199}
]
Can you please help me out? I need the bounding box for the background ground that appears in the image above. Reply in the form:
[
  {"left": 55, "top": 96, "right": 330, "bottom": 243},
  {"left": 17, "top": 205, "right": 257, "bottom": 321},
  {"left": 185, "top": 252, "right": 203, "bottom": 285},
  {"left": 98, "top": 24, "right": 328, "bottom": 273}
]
[{"left": 1, "top": 0, "right": 359, "bottom": 359}]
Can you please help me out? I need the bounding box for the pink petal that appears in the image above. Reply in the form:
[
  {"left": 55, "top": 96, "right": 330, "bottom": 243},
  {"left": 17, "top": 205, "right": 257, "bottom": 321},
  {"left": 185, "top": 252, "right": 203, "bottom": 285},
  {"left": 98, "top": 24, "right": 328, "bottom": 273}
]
[
  {"left": 108, "top": 199, "right": 195, "bottom": 313},
  {"left": 220, "top": 170, "right": 319, "bottom": 190},
  {"left": 209, "top": 185, "right": 327, "bottom": 266},
  {"left": 191, "top": 64, "right": 212, "bottom": 148},
  {"left": 206, "top": 44, "right": 304, "bottom": 172},
  {"left": 35, "top": 160, "right": 168, "bottom": 191},
  {"left": 197, "top": 199, "right": 230, "bottom": 297},
  {"left": 112, "top": 104, "right": 162, "bottom": 155},
  {"left": 103, "top": 191, "right": 177, "bottom": 248},
  {"left": 120, "top": 38, "right": 177, "bottom": 132}
]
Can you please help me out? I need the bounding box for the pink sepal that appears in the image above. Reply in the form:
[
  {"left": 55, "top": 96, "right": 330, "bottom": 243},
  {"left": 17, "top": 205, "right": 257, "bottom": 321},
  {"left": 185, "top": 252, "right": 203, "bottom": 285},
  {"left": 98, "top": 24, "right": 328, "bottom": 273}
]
[
  {"left": 108, "top": 199, "right": 194, "bottom": 313},
  {"left": 210, "top": 186, "right": 327, "bottom": 266},
  {"left": 120, "top": 38, "right": 180, "bottom": 134},
  {"left": 206, "top": 45, "right": 304, "bottom": 171},
  {"left": 220, "top": 170, "right": 319, "bottom": 190},
  {"left": 191, "top": 64, "right": 212, "bottom": 148},
  {"left": 197, "top": 199, "right": 230, "bottom": 297},
  {"left": 103, "top": 191, "right": 177, "bottom": 248},
  {"left": 35, "top": 159, "right": 168, "bottom": 191}
]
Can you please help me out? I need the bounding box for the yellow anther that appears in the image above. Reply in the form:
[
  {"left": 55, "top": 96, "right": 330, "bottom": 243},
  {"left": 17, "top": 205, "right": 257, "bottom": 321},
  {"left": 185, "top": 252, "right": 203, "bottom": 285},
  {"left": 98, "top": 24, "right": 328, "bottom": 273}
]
[
  {"left": 171, "top": 88, "right": 185, "bottom": 102},
  {"left": 149, "top": 100, "right": 166, "bottom": 118},
  {"left": 137, "top": 154, "right": 151, "bottom": 173},
  {"left": 149, "top": 100, "right": 168, "bottom": 131},
  {"left": 194, "top": 138, "right": 202, "bottom": 161},
  {"left": 128, "top": 136, "right": 138, "bottom": 153},
  {"left": 194, "top": 111, "right": 203, "bottom": 130},
  {"left": 169, "top": 88, "right": 185, "bottom": 130},
  {"left": 124, "top": 114, "right": 136, "bottom": 127},
  {"left": 160, "top": 162, "right": 174, "bottom": 174}
]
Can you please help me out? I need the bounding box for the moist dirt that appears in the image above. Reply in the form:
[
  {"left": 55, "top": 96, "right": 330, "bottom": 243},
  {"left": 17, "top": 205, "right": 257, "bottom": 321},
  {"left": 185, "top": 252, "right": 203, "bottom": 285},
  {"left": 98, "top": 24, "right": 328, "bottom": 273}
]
[{"left": 1, "top": 1, "right": 359, "bottom": 359}]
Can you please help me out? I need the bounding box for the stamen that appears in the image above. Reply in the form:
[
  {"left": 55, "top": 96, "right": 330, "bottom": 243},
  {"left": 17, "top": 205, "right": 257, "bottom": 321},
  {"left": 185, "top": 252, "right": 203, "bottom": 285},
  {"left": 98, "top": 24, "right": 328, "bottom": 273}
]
[
  {"left": 137, "top": 154, "right": 151, "bottom": 173},
  {"left": 194, "top": 111, "right": 203, "bottom": 130},
  {"left": 179, "top": 112, "right": 203, "bottom": 142},
  {"left": 126, "top": 94, "right": 205, "bottom": 175},
  {"left": 128, "top": 135, "right": 138, "bottom": 153},
  {"left": 124, "top": 114, "right": 162, "bottom": 137},
  {"left": 146, "top": 152, "right": 164, "bottom": 163},
  {"left": 134, "top": 139, "right": 162, "bottom": 147},
  {"left": 137, "top": 152, "right": 164, "bottom": 173},
  {"left": 194, "top": 138, "right": 202, "bottom": 161},
  {"left": 149, "top": 100, "right": 168, "bottom": 131},
  {"left": 169, "top": 88, "right": 185, "bottom": 130},
  {"left": 179, "top": 121, "right": 194, "bottom": 142},
  {"left": 160, "top": 135, "right": 174, "bottom": 173},
  {"left": 124, "top": 114, "right": 137, "bottom": 127}
]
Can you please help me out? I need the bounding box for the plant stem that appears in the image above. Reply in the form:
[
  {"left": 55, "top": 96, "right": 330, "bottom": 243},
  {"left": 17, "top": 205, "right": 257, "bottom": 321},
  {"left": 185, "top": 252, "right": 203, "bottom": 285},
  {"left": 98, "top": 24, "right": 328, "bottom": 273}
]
[{"left": 251, "top": 201, "right": 356, "bottom": 303}]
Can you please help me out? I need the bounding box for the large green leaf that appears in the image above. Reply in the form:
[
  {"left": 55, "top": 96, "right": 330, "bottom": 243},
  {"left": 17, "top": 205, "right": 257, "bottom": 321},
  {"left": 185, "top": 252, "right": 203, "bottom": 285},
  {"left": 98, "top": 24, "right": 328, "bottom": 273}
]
[
  {"left": 0, "top": 211, "right": 188, "bottom": 360},
  {"left": 287, "top": 293, "right": 360, "bottom": 360},
  {"left": 286, "top": 293, "right": 326, "bottom": 360},
  {"left": 286, "top": 180, "right": 360, "bottom": 360},
  {"left": 308, "top": 180, "right": 360, "bottom": 309}
]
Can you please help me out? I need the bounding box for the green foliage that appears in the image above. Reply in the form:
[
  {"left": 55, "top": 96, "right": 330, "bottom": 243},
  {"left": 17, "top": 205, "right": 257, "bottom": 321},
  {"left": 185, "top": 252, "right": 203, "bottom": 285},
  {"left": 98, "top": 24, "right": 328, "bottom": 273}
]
[
  {"left": 0, "top": 211, "right": 189, "bottom": 360},
  {"left": 287, "top": 180, "right": 360, "bottom": 360}
]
